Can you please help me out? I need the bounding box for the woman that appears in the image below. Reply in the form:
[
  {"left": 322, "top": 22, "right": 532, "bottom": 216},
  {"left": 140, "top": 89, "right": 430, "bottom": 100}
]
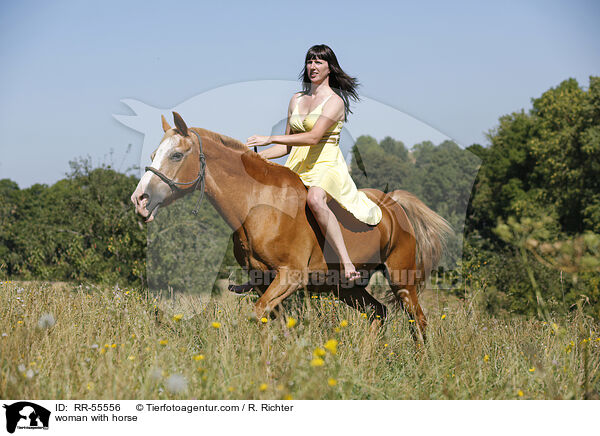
[{"left": 246, "top": 44, "right": 382, "bottom": 281}]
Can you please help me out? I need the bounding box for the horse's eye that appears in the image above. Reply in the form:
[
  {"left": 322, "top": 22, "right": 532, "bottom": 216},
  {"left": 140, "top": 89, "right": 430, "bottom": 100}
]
[{"left": 171, "top": 152, "right": 184, "bottom": 161}]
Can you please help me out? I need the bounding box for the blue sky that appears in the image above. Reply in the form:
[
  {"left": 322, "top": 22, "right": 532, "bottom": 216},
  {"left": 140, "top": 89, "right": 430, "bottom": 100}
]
[{"left": 0, "top": 0, "right": 598, "bottom": 187}]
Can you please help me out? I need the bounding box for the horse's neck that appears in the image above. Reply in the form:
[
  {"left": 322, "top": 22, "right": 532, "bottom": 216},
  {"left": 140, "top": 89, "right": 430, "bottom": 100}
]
[{"left": 201, "top": 137, "right": 258, "bottom": 230}]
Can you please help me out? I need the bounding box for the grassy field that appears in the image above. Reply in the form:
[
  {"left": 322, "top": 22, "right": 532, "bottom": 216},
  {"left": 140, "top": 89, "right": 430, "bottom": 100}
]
[{"left": 1, "top": 279, "right": 599, "bottom": 400}]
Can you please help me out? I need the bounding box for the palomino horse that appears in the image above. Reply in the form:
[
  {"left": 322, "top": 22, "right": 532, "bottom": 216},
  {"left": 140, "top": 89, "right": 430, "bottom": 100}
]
[{"left": 131, "top": 112, "right": 452, "bottom": 342}]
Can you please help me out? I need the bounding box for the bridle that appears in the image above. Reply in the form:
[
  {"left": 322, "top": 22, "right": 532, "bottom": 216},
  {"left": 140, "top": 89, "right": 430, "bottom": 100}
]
[{"left": 144, "top": 129, "right": 207, "bottom": 215}]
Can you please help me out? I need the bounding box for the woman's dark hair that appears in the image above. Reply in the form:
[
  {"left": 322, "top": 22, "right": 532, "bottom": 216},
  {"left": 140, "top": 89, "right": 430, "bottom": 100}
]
[{"left": 299, "top": 44, "right": 360, "bottom": 121}]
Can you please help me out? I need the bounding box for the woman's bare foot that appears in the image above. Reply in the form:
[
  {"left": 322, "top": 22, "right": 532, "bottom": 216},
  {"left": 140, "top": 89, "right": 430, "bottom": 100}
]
[{"left": 343, "top": 263, "right": 361, "bottom": 282}]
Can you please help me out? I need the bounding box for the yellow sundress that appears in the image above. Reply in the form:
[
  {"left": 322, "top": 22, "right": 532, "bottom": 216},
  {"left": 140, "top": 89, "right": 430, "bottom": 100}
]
[{"left": 284, "top": 93, "right": 382, "bottom": 225}]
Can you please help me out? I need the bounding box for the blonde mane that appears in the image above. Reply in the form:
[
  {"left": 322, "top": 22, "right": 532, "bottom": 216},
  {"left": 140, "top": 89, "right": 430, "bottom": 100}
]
[{"left": 192, "top": 127, "right": 287, "bottom": 169}]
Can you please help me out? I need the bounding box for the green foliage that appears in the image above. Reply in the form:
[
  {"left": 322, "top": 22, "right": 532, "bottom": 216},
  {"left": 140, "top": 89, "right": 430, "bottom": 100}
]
[
  {"left": 0, "top": 157, "right": 241, "bottom": 294},
  {"left": 0, "top": 159, "right": 146, "bottom": 286},
  {"left": 491, "top": 217, "right": 600, "bottom": 319},
  {"left": 468, "top": 76, "right": 600, "bottom": 238},
  {"left": 463, "top": 76, "right": 600, "bottom": 319}
]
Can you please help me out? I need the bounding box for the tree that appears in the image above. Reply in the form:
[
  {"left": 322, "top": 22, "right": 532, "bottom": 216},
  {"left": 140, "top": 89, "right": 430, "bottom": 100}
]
[{"left": 467, "top": 76, "right": 600, "bottom": 239}]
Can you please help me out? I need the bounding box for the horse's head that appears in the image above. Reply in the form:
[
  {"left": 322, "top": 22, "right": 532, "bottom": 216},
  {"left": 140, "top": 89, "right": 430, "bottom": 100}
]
[{"left": 131, "top": 112, "right": 204, "bottom": 222}]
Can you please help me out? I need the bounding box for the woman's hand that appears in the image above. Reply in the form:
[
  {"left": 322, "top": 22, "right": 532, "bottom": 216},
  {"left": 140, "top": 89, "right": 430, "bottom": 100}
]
[{"left": 245, "top": 135, "right": 272, "bottom": 148}]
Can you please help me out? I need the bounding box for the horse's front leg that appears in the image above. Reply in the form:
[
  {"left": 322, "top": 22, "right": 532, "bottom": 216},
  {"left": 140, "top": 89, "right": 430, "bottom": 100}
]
[{"left": 255, "top": 267, "right": 304, "bottom": 319}]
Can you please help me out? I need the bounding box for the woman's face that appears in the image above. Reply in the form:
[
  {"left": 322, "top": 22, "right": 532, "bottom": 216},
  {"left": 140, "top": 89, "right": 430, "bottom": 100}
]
[{"left": 306, "top": 58, "right": 330, "bottom": 84}]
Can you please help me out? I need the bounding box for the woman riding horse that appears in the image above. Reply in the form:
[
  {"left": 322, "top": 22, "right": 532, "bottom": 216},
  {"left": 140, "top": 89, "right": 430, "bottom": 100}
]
[
  {"left": 131, "top": 47, "right": 453, "bottom": 343},
  {"left": 246, "top": 44, "right": 381, "bottom": 282}
]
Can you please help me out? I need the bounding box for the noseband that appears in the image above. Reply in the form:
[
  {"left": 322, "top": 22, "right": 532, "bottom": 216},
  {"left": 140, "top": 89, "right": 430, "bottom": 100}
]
[{"left": 145, "top": 129, "right": 207, "bottom": 215}]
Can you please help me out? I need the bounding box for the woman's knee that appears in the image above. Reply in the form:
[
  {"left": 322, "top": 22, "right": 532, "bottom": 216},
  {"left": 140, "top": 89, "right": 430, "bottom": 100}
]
[{"left": 306, "top": 188, "right": 327, "bottom": 212}]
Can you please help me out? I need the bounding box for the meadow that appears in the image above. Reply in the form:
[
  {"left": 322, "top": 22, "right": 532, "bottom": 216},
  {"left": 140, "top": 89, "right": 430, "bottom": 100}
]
[{"left": 1, "top": 279, "right": 599, "bottom": 400}]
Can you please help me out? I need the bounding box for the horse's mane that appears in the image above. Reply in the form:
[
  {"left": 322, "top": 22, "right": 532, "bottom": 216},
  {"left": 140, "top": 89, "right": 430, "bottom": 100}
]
[
  {"left": 191, "top": 127, "right": 293, "bottom": 171},
  {"left": 193, "top": 127, "right": 247, "bottom": 152}
]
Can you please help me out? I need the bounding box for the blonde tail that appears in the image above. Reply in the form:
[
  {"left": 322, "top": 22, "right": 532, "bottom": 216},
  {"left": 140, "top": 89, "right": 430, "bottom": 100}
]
[{"left": 388, "top": 190, "right": 453, "bottom": 280}]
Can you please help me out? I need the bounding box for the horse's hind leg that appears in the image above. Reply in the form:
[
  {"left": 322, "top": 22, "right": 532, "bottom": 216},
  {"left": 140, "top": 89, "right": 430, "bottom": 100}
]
[
  {"left": 384, "top": 253, "right": 427, "bottom": 344},
  {"left": 337, "top": 285, "right": 387, "bottom": 321}
]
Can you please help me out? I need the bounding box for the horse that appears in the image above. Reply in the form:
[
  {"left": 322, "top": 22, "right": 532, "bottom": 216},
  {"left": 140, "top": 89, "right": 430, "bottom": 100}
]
[{"left": 131, "top": 112, "right": 452, "bottom": 343}]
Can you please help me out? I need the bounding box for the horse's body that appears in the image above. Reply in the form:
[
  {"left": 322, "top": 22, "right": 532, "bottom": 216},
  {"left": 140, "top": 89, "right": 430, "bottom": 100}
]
[{"left": 131, "top": 113, "right": 451, "bottom": 342}]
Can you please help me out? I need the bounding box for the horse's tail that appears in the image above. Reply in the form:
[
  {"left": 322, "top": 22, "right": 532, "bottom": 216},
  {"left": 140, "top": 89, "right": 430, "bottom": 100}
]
[{"left": 388, "top": 190, "right": 453, "bottom": 280}]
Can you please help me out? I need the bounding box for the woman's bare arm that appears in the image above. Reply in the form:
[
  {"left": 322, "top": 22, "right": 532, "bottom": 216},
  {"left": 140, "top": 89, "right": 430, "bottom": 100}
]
[
  {"left": 269, "top": 96, "right": 343, "bottom": 146},
  {"left": 259, "top": 143, "right": 290, "bottom": 159},
  {"left": 247, "top": 94, "right": 344, "bottom": 148}
]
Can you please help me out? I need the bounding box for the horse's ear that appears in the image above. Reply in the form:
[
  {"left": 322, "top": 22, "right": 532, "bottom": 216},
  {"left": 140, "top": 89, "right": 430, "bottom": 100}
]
[
  {"left": 173, "top": 111, "right": 188, "bottom": 136},
  {"left": 161, "top": 114, "right": 171, "bottom": 132}
]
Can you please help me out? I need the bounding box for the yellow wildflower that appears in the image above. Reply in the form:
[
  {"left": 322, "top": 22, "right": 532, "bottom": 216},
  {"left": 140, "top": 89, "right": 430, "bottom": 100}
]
[
  {"left": 111, "top": 344, "right": 117, "bottom": 349},
  {"left": 310, "top": 358, "right": 325, "bottom": 367},
  {"left": 529, "top": 367, "right": 535, "bottom": 373},
  {"left": 173, "top": 314, "right": 183, "bottom": 322},
  {"left": 518, "top": 390, "right": 524, "bottom": 397},
  {"left": 340, "top": 320, "right": 348, "bottom": 328},
  {"left": 441, "top": 314, "right": 446, "bottom": 320},
  {"left": 286, "top": 317, "right": 297, "bottom": 328},
  {"left": 193, "top": 354, "right": 205, "bottom": 361},
  {"left": 260, "top": 317, "right": 268, "bottom": 324},
  {"left": 259, "top": 383, "right": 268, "bottom": 392},
  {"left": 313, "top": 347, "right": 326, "bottom": 358},
  {"left": 327, "top": 378, "right": 337, "bottom": 387},
  {"left": 324, "top": 339, "right": 338, "bottom": 355},
  {"left": 283, "top": 394, "right": 293, "bottom": 400},
  {"left": 334, "top": 327, "right": 341, "bottom": 333},
  {"left": 212, "top": 322, "right": 221, "bottom": 329},
  {"left": 159, "top": 339, "right": 168, "bottom": 346},
  {"left": 87, "top": 382, "right": 94, "bottom": 391},
  {"left": 128, "top": 355, "right": 135, "bottom": 361},
  {"left": 484, "top": 354, "right": 490, "bottom": 362},
  {"left": 360, "top": 313, "right": 367, "bottom": 319},
  {"left": 227, "top": 386, "right": 235, "bottom": 392}
]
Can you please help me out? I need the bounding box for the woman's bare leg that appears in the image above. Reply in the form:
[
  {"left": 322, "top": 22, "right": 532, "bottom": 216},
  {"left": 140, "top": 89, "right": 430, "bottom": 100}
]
[{"left": 306, "top": 186, "right": 360, "bottom": 281}]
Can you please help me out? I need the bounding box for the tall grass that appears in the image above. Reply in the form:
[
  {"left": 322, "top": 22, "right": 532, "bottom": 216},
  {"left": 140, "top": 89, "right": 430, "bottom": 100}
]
[{"left": 1, "top": 280, "right": 598, "bottom": 400}]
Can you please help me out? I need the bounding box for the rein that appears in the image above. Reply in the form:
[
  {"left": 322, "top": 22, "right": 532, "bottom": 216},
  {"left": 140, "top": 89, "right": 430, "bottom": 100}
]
[{"left": 145, "top": 129, "right": 207, "bottom": 215}]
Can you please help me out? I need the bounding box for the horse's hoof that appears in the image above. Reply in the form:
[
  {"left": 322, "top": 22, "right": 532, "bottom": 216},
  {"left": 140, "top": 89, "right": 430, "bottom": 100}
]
[{"left": 228, "top": 284, "right": 253, "bottom": 294}]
